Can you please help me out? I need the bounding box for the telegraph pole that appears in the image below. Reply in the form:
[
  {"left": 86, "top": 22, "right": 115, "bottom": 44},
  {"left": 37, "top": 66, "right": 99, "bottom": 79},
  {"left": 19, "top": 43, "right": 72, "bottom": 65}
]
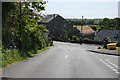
[{"left": 81, "top": 16, "right": 83, "bottom": 37}]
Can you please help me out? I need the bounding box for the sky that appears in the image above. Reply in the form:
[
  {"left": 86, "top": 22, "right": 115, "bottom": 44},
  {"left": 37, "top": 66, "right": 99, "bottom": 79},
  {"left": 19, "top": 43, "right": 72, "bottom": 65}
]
[{"left": 43, "top": 0, "right": 120, "bottom": 19}]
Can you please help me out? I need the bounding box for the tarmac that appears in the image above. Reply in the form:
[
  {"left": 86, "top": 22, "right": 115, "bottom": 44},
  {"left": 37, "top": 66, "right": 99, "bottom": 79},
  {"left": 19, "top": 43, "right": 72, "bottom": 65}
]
[{"left": 88, "top": 49, "right": 120, "bottom": 56}]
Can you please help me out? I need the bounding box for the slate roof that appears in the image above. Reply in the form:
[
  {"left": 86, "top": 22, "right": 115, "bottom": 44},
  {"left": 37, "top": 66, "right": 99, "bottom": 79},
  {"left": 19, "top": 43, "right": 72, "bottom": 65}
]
[
  {"left": 96, "top": 29, "right": 120, "bottom": 41},
  {"left": 76, "top": 25, "right": 95, "bottom": 35},
  {"left": 37, "top": 14, "right": 59, "bottom": 23}
]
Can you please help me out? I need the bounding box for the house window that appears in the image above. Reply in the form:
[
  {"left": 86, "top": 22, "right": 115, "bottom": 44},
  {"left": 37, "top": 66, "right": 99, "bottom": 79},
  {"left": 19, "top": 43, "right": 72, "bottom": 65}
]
[
  {"left": 63, "top": 21, "right": 66, "bottom": 28},
  {"left": 64, "top": 23, "right": 66, "bottom": 28},
  {"left": 114, "top": 34, "right": 118, "bottom": 38}
]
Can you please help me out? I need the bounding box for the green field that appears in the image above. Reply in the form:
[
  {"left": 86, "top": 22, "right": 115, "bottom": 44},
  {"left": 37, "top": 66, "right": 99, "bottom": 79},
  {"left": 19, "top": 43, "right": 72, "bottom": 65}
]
[
  {"left": 89, "top": 25, "right": 101, "bottom": 29},
  {"left": 73, "top": 25, "right": 81, "bottom": 27}
]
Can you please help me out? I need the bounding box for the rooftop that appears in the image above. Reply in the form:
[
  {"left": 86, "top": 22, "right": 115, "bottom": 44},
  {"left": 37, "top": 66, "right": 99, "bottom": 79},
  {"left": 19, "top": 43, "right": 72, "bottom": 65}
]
[
  {"left": 37, "top": 14, "right": 59, "bottom": 23},
  {"left": 96, "top": 29, "right": 120, "bottom": 41},
  {"left": 76, "top": 25, "right": 95, "bottom": 34}
]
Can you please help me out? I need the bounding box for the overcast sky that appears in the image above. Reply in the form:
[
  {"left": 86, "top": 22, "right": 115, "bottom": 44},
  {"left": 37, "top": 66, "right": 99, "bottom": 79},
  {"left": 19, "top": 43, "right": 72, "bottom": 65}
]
[{"left": 43, "top": 0, "right": 120, "bottom": 19}]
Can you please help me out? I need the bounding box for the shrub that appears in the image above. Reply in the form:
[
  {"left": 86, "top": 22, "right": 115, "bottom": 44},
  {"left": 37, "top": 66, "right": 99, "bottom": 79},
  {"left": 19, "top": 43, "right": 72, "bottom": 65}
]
[
  {"left": 82, "top": 38, "right": 90, "bottom": 41},
  {"left": 72, "top": 35, "right": 79, "bottom": 41},
  {"left": 94, "top": 37, "right": 100, "bottom": 41},
  {"left": 2, "top": 49, "right": 23, "bottom": 67}
]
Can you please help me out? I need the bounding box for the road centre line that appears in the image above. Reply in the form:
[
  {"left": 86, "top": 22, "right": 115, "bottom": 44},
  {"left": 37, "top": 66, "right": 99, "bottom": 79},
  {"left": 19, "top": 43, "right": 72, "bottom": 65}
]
[
  {"left": 58, "top": 46, "right": 61, "bottom": 48},
  {"left": 99, "top": 59, "right": 119, "bottom": 74},
  {"left": 90, "top": 52, "right": 94, "bottom": 54},
  {"left": 65, "top": 55, "right": 68, "bottom": 60}
]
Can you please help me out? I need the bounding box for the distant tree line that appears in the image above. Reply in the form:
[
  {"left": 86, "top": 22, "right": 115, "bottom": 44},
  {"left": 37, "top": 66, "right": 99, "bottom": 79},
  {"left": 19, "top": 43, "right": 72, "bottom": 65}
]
[
  {"left": 67, "top": 19, "right": 95, "bottom": 25},
  {"left": 67, "top": 18, "right": 120, "bottom": 30},
  {"left": 98, "top": 18, "right": 120, "bottom": 29}
]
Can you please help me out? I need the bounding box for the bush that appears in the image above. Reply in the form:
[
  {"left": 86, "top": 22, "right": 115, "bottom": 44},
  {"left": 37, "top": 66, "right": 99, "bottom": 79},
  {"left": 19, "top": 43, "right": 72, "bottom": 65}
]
[
  {"left": 72, "top": 35, "right": 79, "bottom": 41},
  {"left": 2, "top": 49, "right": 23, "bottom": 67},
  {"left": 94, "top": 37, "right": 100, "bottom": 41},
  {"left": 82, "top": 38, "right": 90, "bottom": 41}
]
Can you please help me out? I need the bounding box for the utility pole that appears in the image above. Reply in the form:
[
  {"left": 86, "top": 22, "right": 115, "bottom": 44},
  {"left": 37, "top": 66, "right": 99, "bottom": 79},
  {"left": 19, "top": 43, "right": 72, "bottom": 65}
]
[{"left": 81, "top": 16, "right": 84, "bottom": 37}]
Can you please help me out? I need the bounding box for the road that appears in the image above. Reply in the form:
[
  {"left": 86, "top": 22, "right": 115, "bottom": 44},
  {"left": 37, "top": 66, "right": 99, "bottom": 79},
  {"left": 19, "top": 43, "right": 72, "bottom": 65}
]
[{"left": 1, "top": 41, "right": 119, "bottom": 78}]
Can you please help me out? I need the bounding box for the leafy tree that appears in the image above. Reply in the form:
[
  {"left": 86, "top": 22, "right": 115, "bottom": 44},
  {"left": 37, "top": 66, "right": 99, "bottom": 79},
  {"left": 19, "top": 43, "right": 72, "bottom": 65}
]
[
  {"left": 2, "top": 2, "right": 16, "bottom": 26},
  {"left": 92, "top": 27, "right": 97, "bottom": 31},
  {"left": 2, "top": 1, "right": 48, "bottom": 57},
  {"left": 98, "top": 18, "right": 120, "bottom": 29},
  {"left": 114, "top": 18, "right": 120, "bottom": 29}
]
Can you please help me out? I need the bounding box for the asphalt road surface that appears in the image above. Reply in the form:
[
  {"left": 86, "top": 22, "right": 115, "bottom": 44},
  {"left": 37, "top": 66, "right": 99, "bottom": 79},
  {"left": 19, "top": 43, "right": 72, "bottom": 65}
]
[{"left": 1, "top": 41, "right": 119, "bottom": 78}]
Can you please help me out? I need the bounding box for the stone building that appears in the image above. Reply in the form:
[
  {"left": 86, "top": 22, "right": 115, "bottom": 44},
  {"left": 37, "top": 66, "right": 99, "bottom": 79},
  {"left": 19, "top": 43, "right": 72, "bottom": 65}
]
[{"left": 37, "top": 14, "right": 73, "bottom": 41}]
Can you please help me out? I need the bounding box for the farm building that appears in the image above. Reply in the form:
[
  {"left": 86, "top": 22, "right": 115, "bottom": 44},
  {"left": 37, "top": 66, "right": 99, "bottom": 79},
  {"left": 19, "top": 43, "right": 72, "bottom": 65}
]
[{"left": 37, "top": 14, "right": 73, "bottom": 41}]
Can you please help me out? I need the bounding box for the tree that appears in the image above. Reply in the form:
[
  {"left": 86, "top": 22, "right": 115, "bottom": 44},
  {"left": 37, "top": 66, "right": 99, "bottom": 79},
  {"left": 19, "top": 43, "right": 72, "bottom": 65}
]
[
  {"left": 92, "top": 27, "right": 97, "bottom": 31},
  {"left": 114, "top": 18, "right": 120, "bottom": 29},
  {"left": 2, "top": 1, "right": 48, "bottom": 57},
  {"left": 98, "top": 18, "right": 120, "bottom": 29}
]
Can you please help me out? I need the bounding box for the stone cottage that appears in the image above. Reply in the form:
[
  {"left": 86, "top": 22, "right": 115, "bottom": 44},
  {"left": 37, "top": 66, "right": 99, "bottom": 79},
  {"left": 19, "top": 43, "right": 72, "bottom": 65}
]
[{"left": 37, "top": 14, "right": 73, "bottom": 41}]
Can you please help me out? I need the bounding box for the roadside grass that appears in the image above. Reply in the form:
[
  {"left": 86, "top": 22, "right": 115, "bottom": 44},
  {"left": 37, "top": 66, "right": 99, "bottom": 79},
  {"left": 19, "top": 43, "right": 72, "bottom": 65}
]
[
  {"left": 37, "top": 47, "right": 49, "bottom": 54},
  {"left": 1, "top": 49, "right": 24, "bottom": 68},
  {"left": 98, "top": 47, "right": 120, "bottom": 52},
  {"left": 114, "top": 47, "right": 120, "bottom": 52},
  {"left": 66, "top": 42, "right": 71, "bottom": 43},
  {"left": 1, "top": 43, "right": 54, "bottom": 68}
]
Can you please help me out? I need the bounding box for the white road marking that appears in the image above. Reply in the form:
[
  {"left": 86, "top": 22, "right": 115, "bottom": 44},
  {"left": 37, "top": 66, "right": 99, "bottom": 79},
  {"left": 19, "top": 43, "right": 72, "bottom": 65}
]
[
  {"left": 105, "top": 59, "right": 119, "bottom": 69},
  {"left": 65, "top": 55, "right": 68, "bottom": 60},
  {"left": 99, "top": 59, "right": 119, "bottom": 74},
  {"left": 90, "top": 52, "right": 94, "bottom": 54},
  {"left": 58, "top": 47, "right": 61, "bottom": 48},
  {"left": 116, "top": 72, "right": 120, "bottom": 74},
  {"left": 90, "top": 52, "right": 93, "bottom": 53}
]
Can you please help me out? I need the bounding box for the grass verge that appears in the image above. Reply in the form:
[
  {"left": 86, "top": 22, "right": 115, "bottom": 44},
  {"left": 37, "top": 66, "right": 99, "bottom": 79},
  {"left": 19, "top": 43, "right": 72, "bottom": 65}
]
[
  {"left": 1, "top": 46, "right": 51, "bottom": 68},
  {"left": 37, "top": 47, "right": 49, "bottom": 54},
  {"left": 98, "top": 47, "right": 120, "bottom": 52}
]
